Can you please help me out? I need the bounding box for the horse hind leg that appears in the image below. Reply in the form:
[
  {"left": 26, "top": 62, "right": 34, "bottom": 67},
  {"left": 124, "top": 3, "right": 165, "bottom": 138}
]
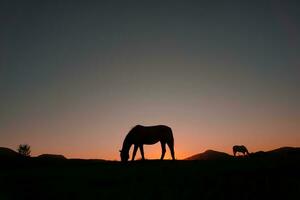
[
  {"left": 167, "top": 140, "right": 175, "bottom": 160},
  {"left": 160, "top": 142, "right": 166, "bottom": 160}
]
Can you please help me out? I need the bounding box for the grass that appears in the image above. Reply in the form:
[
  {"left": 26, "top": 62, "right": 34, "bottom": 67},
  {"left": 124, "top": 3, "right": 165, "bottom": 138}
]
[{"left": 0, "top": 159, "right": 299, "bottom": 200}]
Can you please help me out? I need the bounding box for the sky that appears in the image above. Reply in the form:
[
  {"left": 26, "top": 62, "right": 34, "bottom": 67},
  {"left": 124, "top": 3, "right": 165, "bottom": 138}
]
[{"left": 1, "top": 0, "right": 300, "bottom": 160}]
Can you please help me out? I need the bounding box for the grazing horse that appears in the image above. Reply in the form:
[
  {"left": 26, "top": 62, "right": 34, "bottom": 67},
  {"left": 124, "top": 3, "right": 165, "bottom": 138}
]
[
  {"left": 120, "top": 125, "right": 175, "bottom": 162},
  {"left": 233, "top": 145, "right": 249, "bottom": 156}
]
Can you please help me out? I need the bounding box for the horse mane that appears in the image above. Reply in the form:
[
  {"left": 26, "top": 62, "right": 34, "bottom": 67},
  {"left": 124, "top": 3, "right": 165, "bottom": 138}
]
[
  {"left": 122, "top": 125, "right": 140, "bottom": 148},
  {"left": 127, "top": 125, "right": 142, "bottom": 135},
  {"left": 129, "top": 125, "right": 139, "bottom": 131}
]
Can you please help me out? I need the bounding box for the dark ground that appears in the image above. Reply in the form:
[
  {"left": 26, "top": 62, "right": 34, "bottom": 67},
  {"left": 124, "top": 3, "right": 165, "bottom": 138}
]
[{"left": 0, "top": 156, "right": 299, "bottom": 200}]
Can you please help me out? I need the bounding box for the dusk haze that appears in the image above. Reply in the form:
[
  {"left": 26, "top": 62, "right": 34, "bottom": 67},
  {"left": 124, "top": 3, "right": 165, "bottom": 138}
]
[{"left": 1, "top": 0, "right": 299, "bottom": 161}]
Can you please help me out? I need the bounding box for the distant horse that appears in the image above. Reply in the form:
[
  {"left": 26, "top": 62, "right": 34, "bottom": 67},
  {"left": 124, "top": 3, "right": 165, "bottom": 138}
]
[
  {"left": 120, "top": 125, "right": 175, "bottom": 162},
  {"left": 233, "top": 145, "right": 249, "bottom": 156}
]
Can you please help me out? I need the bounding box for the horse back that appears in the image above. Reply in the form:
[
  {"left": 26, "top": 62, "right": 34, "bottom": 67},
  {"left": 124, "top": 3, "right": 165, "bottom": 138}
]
[
  {"left": 233, "top": 145, "right": 247, "bottom": 152},
  {"left": 130, "top": 125, "right": 173, "bottom": 144}
]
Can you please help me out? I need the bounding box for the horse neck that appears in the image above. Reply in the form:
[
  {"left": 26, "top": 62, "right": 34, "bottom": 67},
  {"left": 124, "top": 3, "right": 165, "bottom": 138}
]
[{"left": 122, "top": 136, "right": 133, "bottom": 153}]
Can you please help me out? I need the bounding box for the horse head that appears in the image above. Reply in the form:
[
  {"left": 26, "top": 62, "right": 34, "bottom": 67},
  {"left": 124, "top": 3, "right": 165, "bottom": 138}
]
[{"left": 120, "top": 149, "right": 129, "bottom": 162}]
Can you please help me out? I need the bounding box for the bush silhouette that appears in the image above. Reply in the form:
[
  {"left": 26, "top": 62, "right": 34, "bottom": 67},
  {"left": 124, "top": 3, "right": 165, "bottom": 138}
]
[{"left": 18, "top": 144, "right": 31, "bottom": 157}]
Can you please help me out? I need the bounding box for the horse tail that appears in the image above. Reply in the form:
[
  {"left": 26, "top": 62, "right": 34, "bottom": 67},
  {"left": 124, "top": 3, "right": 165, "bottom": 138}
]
[
  {"left": 167, "top": 127, "right": 175, "bottom": 160},
  {"left": 167, "top": 127, "right": 174, "bottom": 142}
]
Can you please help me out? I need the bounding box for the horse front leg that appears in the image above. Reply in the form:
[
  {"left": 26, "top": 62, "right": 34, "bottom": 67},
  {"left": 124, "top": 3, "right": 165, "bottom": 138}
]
[
  {"left": 132, "top": 145, "right": 138, "bottom": 161},
  {"left": 139, "top": 145, "right": 145, "bottom": 160},
  {"left": 160, "top": 142, "right": 166, "bottom": 160}
]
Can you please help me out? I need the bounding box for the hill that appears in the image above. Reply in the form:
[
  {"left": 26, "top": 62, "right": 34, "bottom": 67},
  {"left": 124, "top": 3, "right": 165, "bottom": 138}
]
[
  {"left": 268, "top": 146, "right": 300, "bottom": 154},
  {"left": 37, "top": 154, "right": 67, "bottom": 160},
  {"left": 251, "top": 146, "right": 300, "bottom": 161},
  {"left": 185, "top": 149, "right": 233, "bottom": 160},
  {"left": 186, "top": 147, "right": 300, "bottom": 161},
  {"left": 0, "top": 147, "right": 20, "bottom": 159}
]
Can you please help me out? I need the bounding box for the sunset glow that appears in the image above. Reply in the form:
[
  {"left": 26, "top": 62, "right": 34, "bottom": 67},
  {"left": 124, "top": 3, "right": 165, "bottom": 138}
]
[{"left": 1, "top": 1, "right": 299, "bottom": 160}]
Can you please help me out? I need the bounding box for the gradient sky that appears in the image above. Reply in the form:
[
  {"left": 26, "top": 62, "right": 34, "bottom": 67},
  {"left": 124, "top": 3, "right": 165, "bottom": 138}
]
[{"left": 1, "top": 0, "right": 300, "bottom": 160}]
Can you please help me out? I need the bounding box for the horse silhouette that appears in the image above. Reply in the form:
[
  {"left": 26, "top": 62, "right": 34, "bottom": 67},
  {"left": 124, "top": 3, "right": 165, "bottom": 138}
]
[
  {"left": 233, "top": 145, "right": 249, "bottom": 156},
  {"left": 120, "top": 125, "right": 175, "bottom": 162}
]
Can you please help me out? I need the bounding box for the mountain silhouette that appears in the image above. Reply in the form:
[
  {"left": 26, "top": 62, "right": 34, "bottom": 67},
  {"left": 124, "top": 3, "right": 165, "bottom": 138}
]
[
  {"left": 0, "top": 147, "right": 20, "bottom": 159},
  {"left": 185, "top": 150, "right": 233, "bottom": 160},
  {"left": 251, "top": 146, "right": 300, "bottom": 161},
  {"left": 268, "top": 146, "right": 300, "bottom": 154},
  {"left": 37, "top": 154, "right": 67, "bottom": 160},
  {"left": 186, "top": 147, "right": 300, "bottom": 161}
]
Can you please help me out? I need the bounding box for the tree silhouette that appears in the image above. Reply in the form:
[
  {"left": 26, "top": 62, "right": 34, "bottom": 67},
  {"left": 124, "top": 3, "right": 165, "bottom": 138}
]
[{"left": 18, "top": 144, "right": 31, "bottom": 157}]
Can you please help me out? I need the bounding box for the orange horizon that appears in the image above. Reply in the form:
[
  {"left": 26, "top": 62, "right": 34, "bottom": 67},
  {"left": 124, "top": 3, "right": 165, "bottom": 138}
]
[
  {"left": 2, "top": 108, "right": 299, "bottom": 161},
  {"left": 4, "top": 143, "right": 299, "bottom": 161}
]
